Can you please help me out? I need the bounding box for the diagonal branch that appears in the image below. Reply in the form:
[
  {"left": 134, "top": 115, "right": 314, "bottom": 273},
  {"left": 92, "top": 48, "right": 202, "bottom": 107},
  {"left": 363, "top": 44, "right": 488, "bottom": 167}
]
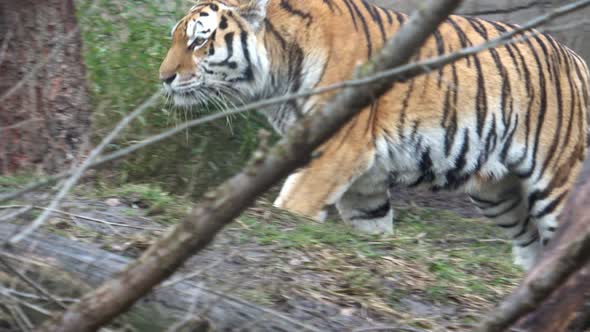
[
  {"left": 35, "top": 1, "right": 463, "bottom": 331},
  {"left": 477, "top": 158, "right": 590, "bottom": 332}
]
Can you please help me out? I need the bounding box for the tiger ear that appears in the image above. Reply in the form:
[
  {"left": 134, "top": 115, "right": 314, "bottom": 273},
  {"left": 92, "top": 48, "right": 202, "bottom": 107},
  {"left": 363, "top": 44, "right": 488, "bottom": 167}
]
[{"left": 237, "top": 0, "right": 268, "bottom": 31}]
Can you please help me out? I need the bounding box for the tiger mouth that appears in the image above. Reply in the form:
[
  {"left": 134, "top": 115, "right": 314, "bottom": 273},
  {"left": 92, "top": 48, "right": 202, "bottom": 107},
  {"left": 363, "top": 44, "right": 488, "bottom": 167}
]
[{"left": 165, "top": 84, "right": 241, "bottom": 108}]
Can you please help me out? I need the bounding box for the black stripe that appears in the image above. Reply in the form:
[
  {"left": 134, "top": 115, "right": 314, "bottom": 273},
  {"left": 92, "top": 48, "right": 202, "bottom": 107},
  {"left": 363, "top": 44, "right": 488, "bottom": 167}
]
[
  {"left": 341, "top": 0, "right": 358, "bottom": 30},
  {"left": 489, "top": 21, "right": 522, "bottom": 77},
  {"left": 379, "top": 6, "right": 393, "bottom": 25},
  {"left": 484, "top": 198, "right": 522, "bottom": 219},
  {"left": 539, "top": 58, "right": 563, "bottom": 176},
  {"left": 441, "top": 129, "right": 470, "bottom": 190},
  {"left": 473, "top": 54, "right": 488, "bottom": 137},
  {"left": 393, "top": 11, "right": 405, "bottom": 26},
  {"left": 519, "top": 36, "right": 549, "bottom": 179},
  {"left": 409, "top": 148, "right": 435, "bottom": 187},
  {"left": 535, "top": 35, "right": 553, "bottom": 81},
  {"left": 442, "top": 86, "right": 458, "bottom": 156},
  {"left": 500, "top": 114, "right": 518, "bottom": 162},
  {"left": 518, "top": 233, "right": 539, "bottom": 248},
  {"left": 509, "top": 42, "right": 535, "bottom": 171},
  {"left": 351, "top": 201, "right": 391, "bottom": 220},
  {"left": 466, "top": 17, "right": 488, "bottom": 39},
  {"left": 555, "top": 53, "right": 577, "bottom": 164},
  {"left": 433, "top": 29, "right": 446, "bottom": 87},
  {"left": 209, "top": 32, "right": 236, "bottom": 68},
  {"left": 485, "top": 114, "right": 498, "bottom": 155},
  {"left": 513, "top": 217, "right": 531, "bottom": 239},
  {"left": 322, "top": 0, "right": 342, "bottom": 13},
  {"left": 487, "top": 44, "right": 509, "bottom": 129},
  {"left": 397, "top": 79, "right": 415, "bottom": 140},
  {"left": 498, "top": 220, "right": 520, "bottom": 228},
  {"left": 240, "top": 31, "right": 254, "bottom": 81},
  {"left": 362, "top": 0, "right": 386, "bottom": 43},
  {"left": 470, "top": 195, "right": 506, "bottom": 207},
  {"left": 264, "top": 19, "right": 287, "bottom": 51},
  {"left": 346, "top": 0, "right": 373, "bottom": 58},
  {"left": 533, "top": 191, "right": 567, "bottom": 219},
  {"left": 280, "top": 0, "right": 313, "bottom": 26},
  {"left": 219, "top": 16, "right": 228, "bottom": 29},
  {"left": 447, "top": 17, "right": 472, "bottom": 66}
]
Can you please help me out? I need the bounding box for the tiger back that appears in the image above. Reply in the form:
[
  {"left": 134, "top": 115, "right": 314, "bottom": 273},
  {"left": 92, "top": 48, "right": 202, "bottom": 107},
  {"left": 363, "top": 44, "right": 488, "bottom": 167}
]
[{"left": 159, "top": 0, "right": 590, "bottom": 270}]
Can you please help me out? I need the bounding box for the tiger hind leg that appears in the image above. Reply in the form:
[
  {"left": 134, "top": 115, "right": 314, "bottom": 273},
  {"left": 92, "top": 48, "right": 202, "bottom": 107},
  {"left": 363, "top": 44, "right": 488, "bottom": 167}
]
[
  {"left": 524, "top": 173, "right": 578, "bottom": 253},
  {"left": 469, "top": 175, "right": 541, "bottom": 270},
  {"left": 336, "top": 164, "right": 393, "bottom": 234}
]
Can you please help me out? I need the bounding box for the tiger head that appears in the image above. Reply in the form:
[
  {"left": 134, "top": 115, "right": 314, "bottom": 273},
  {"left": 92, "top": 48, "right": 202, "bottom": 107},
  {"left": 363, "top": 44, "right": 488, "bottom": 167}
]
[{"left": 159, "top": 0, "right": 270, "bottom": 106}]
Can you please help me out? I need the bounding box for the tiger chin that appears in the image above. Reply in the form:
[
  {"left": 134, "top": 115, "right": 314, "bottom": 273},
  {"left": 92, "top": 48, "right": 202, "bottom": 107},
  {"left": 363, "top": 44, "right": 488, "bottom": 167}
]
[{"left": 159, "top": 0, "right": 590, "bottom": 271}]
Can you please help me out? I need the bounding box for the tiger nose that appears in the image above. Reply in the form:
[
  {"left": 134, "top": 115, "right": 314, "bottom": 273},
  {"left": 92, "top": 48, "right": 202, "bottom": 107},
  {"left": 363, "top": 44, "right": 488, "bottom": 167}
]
[{"left": 160, "top": 73, "right": 177, "bottom": 85}]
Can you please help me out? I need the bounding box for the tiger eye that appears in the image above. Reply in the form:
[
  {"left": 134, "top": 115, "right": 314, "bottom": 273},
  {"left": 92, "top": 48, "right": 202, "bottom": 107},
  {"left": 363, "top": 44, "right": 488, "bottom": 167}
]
[{"left": 189, "top": 37, "right": 207, "bottom": 50}]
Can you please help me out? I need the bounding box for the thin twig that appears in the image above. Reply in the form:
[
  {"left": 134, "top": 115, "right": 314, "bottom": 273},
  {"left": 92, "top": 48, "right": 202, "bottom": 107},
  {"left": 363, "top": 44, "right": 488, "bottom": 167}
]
[
  {"left": 1, "top": 292, "right": 53, "bottom": 316},
  {"left": 0, "top": 31, "right": 13, "bottom": 66},
  {"left": 4, "top": 304, "right": 32, "bottom": 332},
  {"left": 353, "top": 326, "right": 425, "bottom": 332},
  {"left": 161, "top": 251, "right": 237, "bottom": 288},
  {"left": 0, "top": 118, "right": 41, "bottom": 133},
  {"left": 0, "top": 256, "right": 66, "bottom": 309},
  {"left": 0, "top": 205, "right": 33, "bottom": 223},
  {"left": 189, "top": 282, "right": 324, "bottom": 332},
  {"left": 5, "top": 92, "right": 162, "bottom": 245},
  {"left": 34, "top": 205, "right": 163, "bottom": 231},
  {"left": 12, "top": 303, "right": 34, "bottom": 331},
  {"left": 0, "top": 287, "right": 79, "bottom": 304}
]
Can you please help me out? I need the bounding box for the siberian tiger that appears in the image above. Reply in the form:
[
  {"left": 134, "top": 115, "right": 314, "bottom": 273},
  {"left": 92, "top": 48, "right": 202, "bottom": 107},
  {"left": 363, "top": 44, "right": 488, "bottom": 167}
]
[{"left": 159, "top": 0, "right": 590, "bottom": 270}]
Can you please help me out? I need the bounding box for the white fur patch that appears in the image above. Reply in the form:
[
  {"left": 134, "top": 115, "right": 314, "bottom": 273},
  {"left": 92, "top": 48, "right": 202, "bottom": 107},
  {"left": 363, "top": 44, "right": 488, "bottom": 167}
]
[{"left": 186, "top": 12, "right": 218, "bottom": 48}]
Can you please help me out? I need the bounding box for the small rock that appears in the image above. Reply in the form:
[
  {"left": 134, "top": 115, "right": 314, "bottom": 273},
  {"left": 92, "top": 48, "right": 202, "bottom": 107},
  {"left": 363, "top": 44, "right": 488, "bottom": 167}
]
[
  {"left": 339, "top": 307, "right": 357, "bottom": 316},
  {"left": 105, "top": 198, "right": 122, "bottom": 207},
  {"left": 49, "top": 218, "right": 70, "bottom": 229}
]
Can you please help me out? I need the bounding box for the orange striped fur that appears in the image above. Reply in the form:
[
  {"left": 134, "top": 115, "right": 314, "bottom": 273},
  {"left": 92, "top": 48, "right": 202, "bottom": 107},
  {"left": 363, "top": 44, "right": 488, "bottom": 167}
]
[{"left": 159, "top": 0, "right": 590, "bottom": 269}]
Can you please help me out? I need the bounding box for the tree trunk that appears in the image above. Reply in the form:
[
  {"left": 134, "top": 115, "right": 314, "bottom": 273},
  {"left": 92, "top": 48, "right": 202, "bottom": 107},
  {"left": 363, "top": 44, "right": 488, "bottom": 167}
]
[{"left": 0, "top": 0, "right": 91, "bottom": 174}]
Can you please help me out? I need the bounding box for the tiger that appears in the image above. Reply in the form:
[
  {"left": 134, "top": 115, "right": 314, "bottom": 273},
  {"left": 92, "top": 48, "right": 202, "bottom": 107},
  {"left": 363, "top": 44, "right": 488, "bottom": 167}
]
[{"left": 159, "top": 0, "right": 590, "bottom": 270}]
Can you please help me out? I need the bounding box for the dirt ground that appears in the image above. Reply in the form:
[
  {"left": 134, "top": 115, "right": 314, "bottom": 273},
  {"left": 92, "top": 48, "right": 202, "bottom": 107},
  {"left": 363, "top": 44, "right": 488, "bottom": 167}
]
[
  {"left": 390, "top": 187, "right": 479, "bottom": 218},
  {"left": 0, "top": 183, "right": 516, "bottom": 332}
]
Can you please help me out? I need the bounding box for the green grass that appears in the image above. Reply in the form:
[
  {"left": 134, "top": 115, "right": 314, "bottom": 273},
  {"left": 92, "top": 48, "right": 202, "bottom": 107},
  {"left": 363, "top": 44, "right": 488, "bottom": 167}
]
[
  {"left": 237, "top": 204, "right": 521, "bottom": 309},
  {"left": 91, "top": 182, "right": 190, "bottom": 224},
  {"left": 0, "top": 174, "right": 37, "bottom": 188},
  {"left": 75, "top": 0, "right": 270, "bottom": 197}
]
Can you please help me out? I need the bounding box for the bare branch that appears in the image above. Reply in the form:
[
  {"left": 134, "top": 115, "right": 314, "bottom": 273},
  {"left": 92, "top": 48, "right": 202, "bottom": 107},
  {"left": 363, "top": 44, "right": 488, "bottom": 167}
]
[
  {"left": 5, "top": 92, "right": 162, "bottom": 245},
  {"left": 35, "top": 1, "right": 463, "bottom": 331},
  {"left": 0, "top": 257, "right": 66, "bottom": 309}
]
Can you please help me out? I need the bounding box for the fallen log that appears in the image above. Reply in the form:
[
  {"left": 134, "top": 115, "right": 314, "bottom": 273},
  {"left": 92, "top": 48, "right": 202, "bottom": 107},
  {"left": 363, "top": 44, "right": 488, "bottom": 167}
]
[{"left": 0, "top": 223, "right": 367, "bottom": 331}]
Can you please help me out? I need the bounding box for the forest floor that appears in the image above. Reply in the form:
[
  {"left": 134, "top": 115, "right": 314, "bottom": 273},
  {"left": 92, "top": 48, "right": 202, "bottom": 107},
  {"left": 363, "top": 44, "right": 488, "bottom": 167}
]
[{"left": 0, "top": 178, "right": 522, "bottom": 331}]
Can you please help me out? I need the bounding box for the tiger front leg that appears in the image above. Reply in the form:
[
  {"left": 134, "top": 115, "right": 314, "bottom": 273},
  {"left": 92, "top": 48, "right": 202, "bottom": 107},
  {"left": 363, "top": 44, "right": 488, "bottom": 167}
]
[
  {"left": 336, "top": 167, "right": 393, "bottom": 234},
  {"left": 273, "top": 138, "right": 378, "bottom": 227}
]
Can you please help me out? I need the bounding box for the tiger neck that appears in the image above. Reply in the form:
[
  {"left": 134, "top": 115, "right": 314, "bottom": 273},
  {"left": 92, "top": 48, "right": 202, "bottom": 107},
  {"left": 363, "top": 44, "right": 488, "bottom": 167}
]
[
  {"left": 254, "top": 6, "right": 328, "bottom": 134},
  {"left": 252, "top": 0, "right": 405, "bottom": 134}
]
